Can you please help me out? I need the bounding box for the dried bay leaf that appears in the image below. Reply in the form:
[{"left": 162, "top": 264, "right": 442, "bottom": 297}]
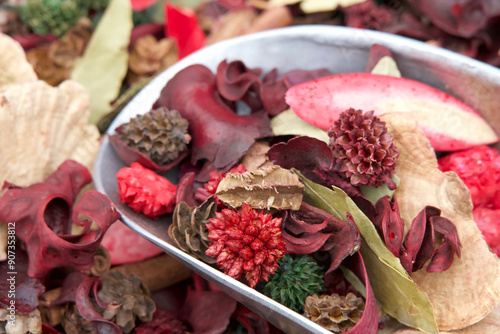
[
  {"left": 383, "top": 113, "right": 500, "bottom": 331},
  {"left": 216, "top": 166, "right": 304, "bottom": 210},
  {"left": 360, "top": 174, "right": 400, "bottom": 205},
  {"left": 71, "top": 0, "right": 133, "bottom": 124},
  {"left": 271, "top": 109, "right": 329, "bottom": 143},
  {"left": 294, "top": 171, "right": 439, "bottom": 334},
  {"left": 370, "top": 55, "right": 402, "bottom": 77}
]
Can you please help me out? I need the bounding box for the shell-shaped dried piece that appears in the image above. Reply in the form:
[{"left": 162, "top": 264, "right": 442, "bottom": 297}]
[
  {"left": 304, "top": 292, "right": 365, "bottom": 333},
  {"left": 393, "top": 303, "right": 500, "bottom": 334},
  {"left": 0, "top": 33, "right": 37, "bottom": 93},
  {"left": 169, "top": 197, "right": 216, "bottom": 264},
  {"left": 216, "top": 166, "right": 304, "bottom": 210},
  {"left": 0, "top": 80, "right": 100, "bottom": 188},
  {"left": 383, "top": 113, "right": 500, "bottom": 331}
]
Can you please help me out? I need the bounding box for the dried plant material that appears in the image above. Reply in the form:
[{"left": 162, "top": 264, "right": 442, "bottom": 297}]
[
  {"left": 216, "top": 166, "right": 304, "bottom": 210},
  {"left": 0, "top": 33, "right": 37, "bottom": 93},
  {"left": 71, "top": 0, "right": 133, "bottom": 124},
  {"left": 0, "top": 81, "right": 100, "bottom": 188},
  {"left": 205, "top": 9, "right": 257, "bottom": 45},
  {"left": 127, "top": 35, "right": 178, "bottom": 85},
  {"left": 393, "top": 303, "right": 500, "bottom": 334},
  {"left": 245, "top": 6, "right": 292, "bottom": 34},
  {"left": 271, "top": 109, "right": 329, "bottom": 143},
  {"left": 90, "top": 247, "right": 111, "bottom": 277},
  {"left": 384, "top": 112, "right": 500, "bottom": 331},
  {"left": 0, "top": 308, "right": 42, "bottom": 334},
  {"left": 370, "top": 56, "right": 402, "bottom": 77},
  {"left": 258, "top": 0, "right": 366, "bottom": 13},
  {"left": 0, "top": 222, "right": 6, "bottom": 261},
  {"left": 241, "top": 141, "right": 272, "bottom": 171},
  {"left": 26, "top": 18, "right": 93, "bottom": 87},
  {"left": 0, "top": 8, "right": 29, "bottom": 35}
]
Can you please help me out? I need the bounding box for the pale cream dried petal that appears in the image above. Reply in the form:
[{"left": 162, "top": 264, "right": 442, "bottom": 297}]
[
  {"left": 382, "top": 113, "right": 500, "bottom": 331},
  {"left": 0, "top": 222, "right": 6, "bottom": 261},
  {"left": 216, "top": 166, "right": 304, "bottom": 210},
  {"left": 393, "top": 303, "right": 500, "bottom": 334},
  {"left": 0, "top": 33, "right": 37, "bottom": 93},
  {"left": 0, "top": 308, "right": 42, "bottom": 334},
  {"left": 241, "top": 140, "right": 272, "bottom": 171},
  {"left": 0, "top": 80, "right": 100, "bottom": 188}
]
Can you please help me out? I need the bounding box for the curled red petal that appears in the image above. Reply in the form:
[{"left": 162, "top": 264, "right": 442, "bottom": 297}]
[
  {"left": 268, "top": 136, "right": 361, "bottom": 197},
  {"left": 0, "top": 160, "right": 120, "bottom": 278},
  {"left": 154, "top": 64, "right": 272, "bottom": 170},
  {"left": 76, "top": 277, "right": 121, "bottom": 334},
  {"left": 373, "top": 196, "right": 405, "bottom": 258},
  {"left": 165, "top": 3, "right": 206, "bottom": 59},
  {"left": 175, "top": 171, "right": 197, "bottom": 207},
  {"left": 426, "top": 216, "right": 462, "bottom": 273},
  {"left": 48, "top": 272, "right": 89, "bottom": 306}
]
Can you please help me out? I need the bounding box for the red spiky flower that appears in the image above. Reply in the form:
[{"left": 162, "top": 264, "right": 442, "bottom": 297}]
[{"left": 205, "top": 204, "right": 286, "bottom": 288}]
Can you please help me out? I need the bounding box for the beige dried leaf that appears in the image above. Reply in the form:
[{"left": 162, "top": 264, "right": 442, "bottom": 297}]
[
  {"left": 383, "top": 112, "right": 500, "bottom": 331},
  {"left": 393, "top": 303, "right": 500, "bottom": 334},
  {"left": 0, "top": 222, "right": 6, "bottom": 261},
  {"left": 241, "top": 140, "right": 272, "bottom": 171},
  {"left": 0, "top": 33, "right": 37, "bottom": 93},
  {"left": 0, "top": 80, "right": 100, "bottom": 188},
  {"left": 216, "top": 166, "right": 304, "bottom": 210}
]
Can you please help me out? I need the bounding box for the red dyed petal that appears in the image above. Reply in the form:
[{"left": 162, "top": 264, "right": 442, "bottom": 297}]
[
  {"left": 373, "top": 196, "right": 404, "bottom": 258},
  {"left": 426, "top": 216, "right": 462, "bottom": 273},
  {"left": 268, "top": 136, "right": 361, "bottom": 197},
  {"left": 176, "top": 172, "right": 197, "bottom": 207},
  {"left": 0, "top": 160, "right": 120, "bottom": 278},
  {"left": 154, "top": 64, "right": 272, "bottom": 170},
  {"left": 165, "top": 3, "right": 206, "bottom": 59}
]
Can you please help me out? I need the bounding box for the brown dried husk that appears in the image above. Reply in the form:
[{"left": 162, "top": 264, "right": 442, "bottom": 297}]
[
  {"left": 392, "top": 303, "right": 500, "bottom": 333},
  {"left": 0, "top": 32, "right": 37, "bottom": 93},
  {"left": 216, "top": 166, "right": 304, "bottom": 210},
  {"left": 0, "top": 80, "right": 100, "bottom": 188},
  {"left": 382, "top": 113, "right": 500, "bottom": 331}
]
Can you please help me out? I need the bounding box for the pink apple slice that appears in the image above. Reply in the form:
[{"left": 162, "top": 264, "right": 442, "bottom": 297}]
[{"left": 286, "top": 72, "right": 499, "bottom": 151}]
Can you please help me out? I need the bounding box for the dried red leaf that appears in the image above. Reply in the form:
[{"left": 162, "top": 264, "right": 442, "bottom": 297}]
[
  {"left": 12, "top": 33, "right": 58, "bottom": 51},
  {"left": 231, "top": 304, "right": 276, "bottom": 334},
  {"left": 268, "top": 136, "right": 362, "bottom": 197},
  {"left": 48, "top": 271, "right": 89, "bottom": 306},
  {"left": 133, "top": 309, "right": 187, "bottom": 334},
  {"left": 180, "top": 286, "right": 238, "bottom": 334},
  {"left": 76, "top": 277, "right": 121, "bottom": 334},
  {"left": 373, "top": 196, "right": 405, "bottom": 258},
  {"left": 154, "top": 64, "right": 272, "bottom": 170},
  {"left": 0, "top": 250, "right": 45, "bottom": 313},
  {"left": 131, "top": 0, "right": 158, "bottom": 11},
  {"left": 117, "top": 162, "right": 177, "bottom": 218},
  {"left": 165, "top": 3, "right": 206, "bottom": 59},
  {"left": 0, "top": 160, "right": 120, "bottom": 278},
  {"left": 176, "top": 171, "right": 198, "bottom": 207}
]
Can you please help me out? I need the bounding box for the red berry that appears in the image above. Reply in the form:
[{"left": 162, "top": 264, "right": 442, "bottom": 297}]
[
  {"left": 473, "top": 207, "right": 500, "bottom": 256},
  {"left": 117, "top": 162, "right": 177, "bottom": 219},
  {"left": 438, "top": 145, "right": 500, "bottom": 208}
]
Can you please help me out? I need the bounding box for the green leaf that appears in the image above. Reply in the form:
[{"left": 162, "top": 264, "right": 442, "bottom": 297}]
[
  {"left": 293, "top": 170, "right": 439, "bottom": 334},
  {"left": 370, "top": 55, "right": 401, "bottom": 77},
  {"left": 359, "top": 174, "right": 400, "bottom": 205},
  {"left": 71, "top": 0, "right": 133, "bottom": 125},
  {"left": 271, "top": 109, "right": 329, "bottom": 143}
]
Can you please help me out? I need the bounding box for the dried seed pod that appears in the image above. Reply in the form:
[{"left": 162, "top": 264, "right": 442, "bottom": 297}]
[
  {"left": 216, "top": 166, "right": 304, "bottom": 210},
  {"left": 169, "top": 197, "right": 217, "bottom": 264},
  {"left": 90, "top": 247, "right": 111, "bottom": 277},
  {"left": 0, "top": 308, "right": 42, "bottom": 334},
  {"left": 304, "top": 293, "right": 365, "bottom": 333}
]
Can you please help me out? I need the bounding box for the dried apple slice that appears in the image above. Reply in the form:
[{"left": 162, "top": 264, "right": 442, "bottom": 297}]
[
  {"left": 286, "top": 73, "right": 499, "bottom": 151},
  {"left": 382, "top": 112, "right": 500, "bottom": 331}
]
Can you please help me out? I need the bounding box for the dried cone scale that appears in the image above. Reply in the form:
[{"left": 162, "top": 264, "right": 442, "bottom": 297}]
[
  {"left": 120, "top": 107, "right": 191, "bottom": 166},
  {"left": 304, "top": 293, "right": 365, "bottom": 333},
  {"left": 169, "top": 197, "right": 217, "bottom": 264}
]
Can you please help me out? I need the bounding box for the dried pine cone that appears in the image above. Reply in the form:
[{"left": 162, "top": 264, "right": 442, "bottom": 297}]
[
  {"left": 169, "top": 197, "right": 217, "bottom": 264},
  {"left": 205, "top": 203, "right": 286, "bottom": 288},
  {"left": 328, "top": 108, "right": 399, "bottom": 189},
  {"left": 98, "top": 272, "right": 156, "bottom": 334},
  {"left": 304, "top": 292, "right": 365, "bottom": 333},
  {"left": 120, "top": 108, "right": 191, "bottom": 166}
]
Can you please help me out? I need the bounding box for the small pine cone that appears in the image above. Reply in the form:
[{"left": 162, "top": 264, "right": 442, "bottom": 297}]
[
  {"left": 169, "top": 197, "right": 217, "bottom": 264},
  {"left": 304, "top": 292, "right": 365, "bottom": 333},
  {"left": 120, "top": 108, "right": 191, "bottom": 166},
  {"left": 98, "top": 272, "right": 156, "bottom": 334},
  {"left": 328, "top": 108, "right": 399, "bottom": 189}
]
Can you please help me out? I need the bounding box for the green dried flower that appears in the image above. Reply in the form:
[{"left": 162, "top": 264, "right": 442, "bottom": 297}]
[{"left": 263, "top": 254, "right": 326, "bottom": 313}]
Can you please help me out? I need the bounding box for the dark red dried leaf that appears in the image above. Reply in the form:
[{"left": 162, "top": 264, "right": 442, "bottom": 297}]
[
  {"left": 154, "top": 64, "right": 272, "bottom": 170},
  {"left": 373, "top": 196, "right": 404, "bottom": 258},
  {"left": 48, "top": 272, "right": 89, "bottom": 306},
  {"left": 109, "top": 129, "right": 189, "bottom": 173},
  {"left": 133, "top": 309, "right": 187, "bottom": 334},
  {"left": 0, "top": 249, "right": 45, "bottom": 313},
  {"left": 0, "top": 160, "right": 120, "bottom": 278},
  {"left": 175, "top": 171, "right": 197, "bottom": 207},
  {"left": 76, "top": 277, "right": 121, "bottom": 334},
  {"left": 426, "top": 216, "right": 462, "bottom": 273},
  {"left": 231, "top": 304, "right": 274, "bottom": 334},
  {"left": 180, "top": 287, "right": 237, "bottom": 334},
  {"left": 268, "top": 136, "right": 362, "bottom": 197}
]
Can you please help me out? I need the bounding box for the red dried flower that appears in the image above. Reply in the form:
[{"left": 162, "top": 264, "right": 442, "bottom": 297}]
[
  {"left": 205, "top": 203, "right": 286, "bottom": 288},
  {"left": 117, "top": 162, "right": 177, "bottom": 219}
]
